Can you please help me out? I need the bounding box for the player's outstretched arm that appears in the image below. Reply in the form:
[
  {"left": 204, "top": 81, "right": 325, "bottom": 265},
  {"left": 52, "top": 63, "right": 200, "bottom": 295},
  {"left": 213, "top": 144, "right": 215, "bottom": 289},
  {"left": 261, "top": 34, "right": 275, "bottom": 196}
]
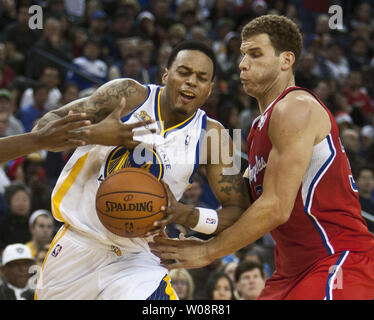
[
  {"left": 0, "top": 113, "right": 91, "bottom": 163},
  {"left": 33, "top": 79, "right": 151, "bottom": 149},
  {"left": 151, "top": 93, "right": 331, "bottom": 269}
]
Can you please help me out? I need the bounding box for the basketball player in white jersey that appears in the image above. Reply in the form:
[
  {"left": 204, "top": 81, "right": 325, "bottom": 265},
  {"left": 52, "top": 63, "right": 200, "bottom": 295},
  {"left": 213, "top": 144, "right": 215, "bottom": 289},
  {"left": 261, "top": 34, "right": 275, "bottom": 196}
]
[{"left": 33, "top": 41, "right": 250, "bottom": 300}]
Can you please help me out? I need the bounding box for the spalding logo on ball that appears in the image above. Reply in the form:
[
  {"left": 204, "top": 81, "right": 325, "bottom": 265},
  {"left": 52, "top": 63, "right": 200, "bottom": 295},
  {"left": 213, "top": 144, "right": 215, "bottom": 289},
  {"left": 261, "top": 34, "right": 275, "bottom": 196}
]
[{"left": 95, "top": 167, "right": 167, "bottom": 238}]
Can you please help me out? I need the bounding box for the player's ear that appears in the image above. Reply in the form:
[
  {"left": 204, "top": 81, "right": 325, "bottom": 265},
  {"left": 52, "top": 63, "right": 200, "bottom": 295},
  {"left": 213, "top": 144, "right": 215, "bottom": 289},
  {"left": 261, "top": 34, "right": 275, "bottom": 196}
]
[
  {"left": 207, "top": 81, "right": 214, "bottom": 98},
  {"left": 280, "top": 51, "right": 295, "bottom": 72},
  {"left": 161, "top": 69, "right": 169, "bottom": 85}
]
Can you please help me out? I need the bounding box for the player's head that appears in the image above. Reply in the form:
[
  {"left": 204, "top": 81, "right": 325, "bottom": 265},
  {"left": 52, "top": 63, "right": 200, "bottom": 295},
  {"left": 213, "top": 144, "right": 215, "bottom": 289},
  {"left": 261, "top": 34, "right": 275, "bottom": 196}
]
[
  {"left": 166, "top": 40, "right": 216, "bottom": 80},
  {"left": 239, "top": 15, "right": 302, "bottom": 97},
  {"left": 241, "top": 15, "right": 302, "bottom": 73},
  {"left": 162, "top": 40, "right": 216, "bottom": 116}
]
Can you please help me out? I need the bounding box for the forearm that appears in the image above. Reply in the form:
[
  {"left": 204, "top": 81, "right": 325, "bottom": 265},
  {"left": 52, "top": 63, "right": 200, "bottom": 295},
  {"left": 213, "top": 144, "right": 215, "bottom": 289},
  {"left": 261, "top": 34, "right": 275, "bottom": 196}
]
[
  {"left": 33, "top": 97, "right": 89, "bottom": 131},
  {"left": 173, "top": 204, "right": 243, "bottom": 234},
  {"left": 205, "top": 198, "right": 284, "bottom": 260},
  {"left": 0, "top": 132, "right": 42, "bottom": 163}
]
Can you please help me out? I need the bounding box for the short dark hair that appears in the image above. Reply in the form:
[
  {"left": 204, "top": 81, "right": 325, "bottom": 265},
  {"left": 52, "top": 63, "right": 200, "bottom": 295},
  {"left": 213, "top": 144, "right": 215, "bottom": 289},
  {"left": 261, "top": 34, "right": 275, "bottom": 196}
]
[
  {"left": 235, "top": 260, "right": 265, "bottom": 282},
  {"left": 241, "top": 15, "right": 303, "bottom": 73},
  {"left": 33, "top": 81, "right": 49, "bottom": 93},
  {"left": 166, "top": 40, "right": 217, "bottom": 80}
]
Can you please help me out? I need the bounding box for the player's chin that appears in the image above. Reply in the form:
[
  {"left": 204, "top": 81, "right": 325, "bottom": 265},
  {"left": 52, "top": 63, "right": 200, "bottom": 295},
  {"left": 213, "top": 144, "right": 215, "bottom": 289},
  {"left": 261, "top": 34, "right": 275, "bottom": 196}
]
[{"left": 174, "top": 101, "right": 199, "bottom": 115}]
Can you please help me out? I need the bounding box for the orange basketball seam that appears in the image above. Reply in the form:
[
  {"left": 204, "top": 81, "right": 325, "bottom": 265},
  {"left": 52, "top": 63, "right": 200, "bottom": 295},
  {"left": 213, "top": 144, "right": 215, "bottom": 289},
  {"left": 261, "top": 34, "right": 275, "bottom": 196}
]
[
  {"left": 96, "top": 190, "right": 166, "bottom": 199},
  {"left": 96, "top": 208, "right": 164, "bottom": 220}
]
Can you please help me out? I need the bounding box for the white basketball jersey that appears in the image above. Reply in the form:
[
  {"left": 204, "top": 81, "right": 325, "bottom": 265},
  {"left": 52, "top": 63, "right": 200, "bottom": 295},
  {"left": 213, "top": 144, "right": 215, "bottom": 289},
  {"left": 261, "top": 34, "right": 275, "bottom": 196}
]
[{"left": 51, "top": 84, "right": 207, "bottom": 250}]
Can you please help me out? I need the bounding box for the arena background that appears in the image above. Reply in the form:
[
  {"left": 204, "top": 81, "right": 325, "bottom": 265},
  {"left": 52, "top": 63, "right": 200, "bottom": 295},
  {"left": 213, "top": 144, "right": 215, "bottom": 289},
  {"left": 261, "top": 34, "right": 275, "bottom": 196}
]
[{"left": 0, "top": 0, "right": 373, "bottom": 301}]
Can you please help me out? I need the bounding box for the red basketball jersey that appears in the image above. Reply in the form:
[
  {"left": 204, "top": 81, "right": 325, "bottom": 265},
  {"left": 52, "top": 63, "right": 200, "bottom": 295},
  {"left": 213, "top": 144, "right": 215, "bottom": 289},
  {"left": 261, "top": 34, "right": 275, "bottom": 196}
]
[{"left": 246, "top": 86, "right": 374, "bottom": 277}]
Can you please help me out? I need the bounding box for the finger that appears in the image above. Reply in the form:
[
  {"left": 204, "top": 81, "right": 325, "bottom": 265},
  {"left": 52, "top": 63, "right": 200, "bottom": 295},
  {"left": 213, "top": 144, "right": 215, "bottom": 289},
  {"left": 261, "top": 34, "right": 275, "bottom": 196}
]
[
  {"left": 57, "top": 113, "right": 88, "bottom": 124},
  {"left": 127, "top": 120, "right": 155, "bottom": 130},
  {"left": 152, "top": 236, "right": 179, "bottom": 246},
  {"left": 160, "top": 260, "right": 185, "bottom": 270},
  {"left": 132, "top": 128, "right": 156, "bottom": 136},
  {"left": 64, "top": 120, "right": 91, "bottom": 132},
  {"left": 153, "top": 215, "right": 172, "bottom": 229},
  {"left": 150, "top": 250, "right": 180, "bottom": 261},
  {"left": 144, "top": 226, "right": 164, "bottom": 238}
]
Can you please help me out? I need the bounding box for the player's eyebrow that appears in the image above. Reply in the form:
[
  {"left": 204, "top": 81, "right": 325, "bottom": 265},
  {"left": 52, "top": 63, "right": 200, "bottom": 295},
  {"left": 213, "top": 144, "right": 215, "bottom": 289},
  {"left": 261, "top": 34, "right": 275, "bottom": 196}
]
[
  {"left": 240, "top": 46, "right": 262, "bottom": 55},
  {"left": 177, "top": 65, "right": 208, "bottom": 77}
]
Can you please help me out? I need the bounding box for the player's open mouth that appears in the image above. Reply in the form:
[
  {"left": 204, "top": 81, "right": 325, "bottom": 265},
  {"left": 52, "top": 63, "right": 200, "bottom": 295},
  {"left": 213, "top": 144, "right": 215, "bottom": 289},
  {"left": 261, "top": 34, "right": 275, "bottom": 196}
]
[{"left": 180, "top": 91, "right": 196, "bottom": 103}]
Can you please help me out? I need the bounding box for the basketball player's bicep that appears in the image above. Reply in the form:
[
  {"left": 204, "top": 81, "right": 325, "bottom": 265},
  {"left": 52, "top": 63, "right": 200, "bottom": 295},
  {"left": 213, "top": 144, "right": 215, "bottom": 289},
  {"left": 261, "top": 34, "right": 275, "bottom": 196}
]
[{"left": 264, "top": 106, "right": 316, "bottom": 220}]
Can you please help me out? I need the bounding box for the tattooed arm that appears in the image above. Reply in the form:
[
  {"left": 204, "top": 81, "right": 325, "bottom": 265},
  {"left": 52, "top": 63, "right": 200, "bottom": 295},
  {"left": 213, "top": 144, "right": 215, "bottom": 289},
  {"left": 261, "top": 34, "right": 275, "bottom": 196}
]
[
  {"left": 154, "top": 118, "right": 250, "bottom": 234},
  {"left": 33, "top": 79, "right": 149, "bottom": 147},
  {"left": 202, "top": 118, "right": 250, "bottom": 232}
]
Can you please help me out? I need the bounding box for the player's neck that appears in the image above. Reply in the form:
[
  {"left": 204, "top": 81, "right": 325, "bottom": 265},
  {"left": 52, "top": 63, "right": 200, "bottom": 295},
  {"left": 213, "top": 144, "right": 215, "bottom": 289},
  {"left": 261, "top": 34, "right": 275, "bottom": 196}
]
[
  {"left": 257, "top": 77, "right": 295, "bottom": 113},
  {"left": 159, "top": 95, "right": 194, "bottom": 130}
]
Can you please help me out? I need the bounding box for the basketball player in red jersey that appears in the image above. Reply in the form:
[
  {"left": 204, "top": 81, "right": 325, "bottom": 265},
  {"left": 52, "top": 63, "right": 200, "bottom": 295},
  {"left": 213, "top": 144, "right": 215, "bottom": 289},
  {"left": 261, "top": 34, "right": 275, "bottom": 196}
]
[{"left": 150, "top": 15, "right": 374, "bottom": 300}]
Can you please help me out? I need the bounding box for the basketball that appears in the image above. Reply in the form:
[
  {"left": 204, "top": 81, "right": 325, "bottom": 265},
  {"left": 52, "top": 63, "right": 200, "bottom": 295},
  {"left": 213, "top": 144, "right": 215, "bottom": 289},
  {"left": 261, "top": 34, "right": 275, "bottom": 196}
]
[{"left": 95, "top": 167, "right": 167, "bottom": 238}]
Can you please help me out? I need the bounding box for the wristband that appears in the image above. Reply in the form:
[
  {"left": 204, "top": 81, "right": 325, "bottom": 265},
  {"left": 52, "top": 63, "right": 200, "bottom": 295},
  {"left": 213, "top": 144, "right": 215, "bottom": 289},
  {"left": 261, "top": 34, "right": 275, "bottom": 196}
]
[{"left": 191, "top": 207, "right": 218, "bottom": 234}]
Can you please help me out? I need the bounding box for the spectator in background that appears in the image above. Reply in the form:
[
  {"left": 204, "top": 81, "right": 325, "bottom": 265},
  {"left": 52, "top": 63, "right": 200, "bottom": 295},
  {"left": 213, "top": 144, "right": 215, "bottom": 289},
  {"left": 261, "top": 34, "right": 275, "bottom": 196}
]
[
  {"left": 341, "top": 128, "right": 367, "bottom": 179},
  {"left": 148, "top": 43, "right": 172, "bottom": 85},
  {"left": 343, "top": 71, "right": 374, "bottom": 119},
  {"left": 109, "top": 54, "right": 149, "bottom": 84},
  {"left": 356, "top": 166, "right": 374, "bottom": 233},
  {"left": 27, "top": 16, "right": 72, "bottom": 80},
  {"left": 2, "top": 4, "right": 40, "bottom": 75},
  {"left": 136, "top": 11, "right": 157, "bottom": 43},
  {"left": 322, "top": 41, "right": 350, "bottom": 85},
  {"left": 348, "top": 37, "right": 370, "bottom": 72},
  {"left": 295, "top": 52, "right": 321, "bottom": 90},
  {"left": 22, "top": 155, "right": 51, "bottom": 213},
  {"left": 188, "top": 258, "right": 223, "bottom": 300},
  {"left": 0, "top": 42, "right": 15, "bottom": 88},
  {"left": 57, "top": 82, "right": 80, "bottom": 108},
  {"left": 66, "top": 39, "right": 107, "bottom": 90},
  {"left": 17, "top": 82, "right": 49, "bottom": 132},
  {"left": 0, "top": 183, "right": 32, "bottom": 250},
  {"left": 222, "top": 261, "right": 238, "bottom": 284},
  {"left": 169, "top": 268, "right": 194, "bottom": 300},
  {"left": 216, "top": 31, "right": 241, "bottom": 80},
  {"left": 206, "top": 271, "right": 236, "bottom": 300},
  {"left": 360, "top": 124, "right": 374, "bottom": 159},
  {"left": 234, "top": 261, "right": 266, "bottom": 300},
  {"left": 6, "top": 157, "right": 25, "bottom": 184},
  {"left": 0, "top": 0, "right": 16, "bottom": 31},
  {"left": 109, "top": 10, "right": 137, "bottom": 43},
  {"left": 25, "top": 209, "right": 54, "bottom": 258},
  {"left": 0, "top": 110, "right": 9, "bottom": 138},
  {"left": 0, "top": 243, "right": 35, "bottom": 300},
  {"left": 19, "top": 66, "right": 62, "bottom": 112},
  {"left": 167, "top": 23, "right": 187, "bottom": 47},
  {"left": 71, "top": 27, "right": 88, "bottom": 59}
]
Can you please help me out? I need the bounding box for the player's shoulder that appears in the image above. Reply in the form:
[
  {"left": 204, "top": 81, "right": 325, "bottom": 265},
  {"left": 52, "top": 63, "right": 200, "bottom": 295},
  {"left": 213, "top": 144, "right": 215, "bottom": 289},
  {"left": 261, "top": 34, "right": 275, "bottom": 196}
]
[
  {"left": 206, "top": 116, "right": 225, "bottom": 131},
  {"left": 273, "top": 89, "right": 327, "bottom": 126},
  {"left": 277, "top": 89, "right": 320, "bottom": 114}
]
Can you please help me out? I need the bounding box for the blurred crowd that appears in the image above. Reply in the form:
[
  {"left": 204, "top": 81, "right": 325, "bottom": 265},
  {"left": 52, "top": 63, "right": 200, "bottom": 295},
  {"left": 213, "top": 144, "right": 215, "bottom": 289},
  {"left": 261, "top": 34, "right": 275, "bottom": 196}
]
[{"left": 0, "top": 0, "right": 374, "bottom": 300}]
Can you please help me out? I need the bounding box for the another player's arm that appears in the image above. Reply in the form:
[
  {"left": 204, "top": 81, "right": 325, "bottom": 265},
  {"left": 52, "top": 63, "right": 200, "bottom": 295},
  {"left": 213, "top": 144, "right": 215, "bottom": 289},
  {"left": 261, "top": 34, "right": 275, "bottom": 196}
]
[
  {"left": 35, "top": 79, "right": 145, "bottom": 127},
  {"left": 151, "top": 93, "right": 331, "bottom": 268},
  {"left": 0, "top": 113, "right": 90, "bottom": 163}
]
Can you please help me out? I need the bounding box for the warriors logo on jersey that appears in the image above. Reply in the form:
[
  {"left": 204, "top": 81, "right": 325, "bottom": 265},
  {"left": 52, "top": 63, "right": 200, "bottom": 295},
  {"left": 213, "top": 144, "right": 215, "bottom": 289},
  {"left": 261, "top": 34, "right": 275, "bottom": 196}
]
[{"left": 104, "top": 145, "right": 164, "bottom": 180}]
